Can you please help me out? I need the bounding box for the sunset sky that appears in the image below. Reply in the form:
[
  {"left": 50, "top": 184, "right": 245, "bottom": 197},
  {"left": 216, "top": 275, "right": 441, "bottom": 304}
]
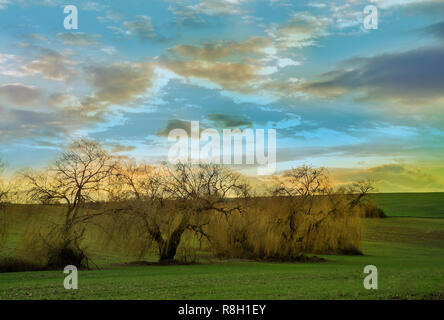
[{"left": 0, "top": 0, "right": 443, "bottom": 192}]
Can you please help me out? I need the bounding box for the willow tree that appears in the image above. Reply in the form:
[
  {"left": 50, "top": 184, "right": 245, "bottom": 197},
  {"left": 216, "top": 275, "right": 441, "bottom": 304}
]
[
  {"left": 0, "top": 158, "right": 9, "bottom": 252},
  {"left": 111, "top": 162, "right": 250, "bottom": 262},
  {"left": 22, "top": 139, "right": 116, "bottom": 267},
  {"left": 0, "top": 158, "right": 7, "bottom": 203},
  {"left": 272, "top": 165, "right": 375, "bottom": 256}
]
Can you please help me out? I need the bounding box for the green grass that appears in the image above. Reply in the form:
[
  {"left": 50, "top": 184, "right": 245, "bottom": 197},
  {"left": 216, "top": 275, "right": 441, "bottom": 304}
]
[
  {"left": 1, "top": 194, "right": 443, "bottom": 300},
  {"left": 371, "top": 193, "right": 444, "bottom": 218}
]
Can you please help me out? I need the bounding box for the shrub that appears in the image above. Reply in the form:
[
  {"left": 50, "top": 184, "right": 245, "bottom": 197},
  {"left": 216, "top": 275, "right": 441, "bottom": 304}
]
[
  {"left": 207, "top": 196, "right": 363, "bottom": 260},
  {"left": 22, "top": 223, "right": 91, "bottom": 270},
  {"left": 0, "top": 257, "right": 42, "bottom": 273},
  {"left": 361, "top": 202, "right": 387, "bottom": 218}
]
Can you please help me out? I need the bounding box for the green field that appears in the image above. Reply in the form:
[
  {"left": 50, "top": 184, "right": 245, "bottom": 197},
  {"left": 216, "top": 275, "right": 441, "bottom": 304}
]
[
  {"left": 371, "top": 193, "right": 444, "bottom": 218},
  {"left": 0, "top": 193, "right": 443, "bottom": 300}
]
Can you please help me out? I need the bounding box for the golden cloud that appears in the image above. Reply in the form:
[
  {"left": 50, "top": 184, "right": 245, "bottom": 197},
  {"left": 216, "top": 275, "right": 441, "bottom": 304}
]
[
  {"left": 168, "top": 37, "right": 273, "bottom": 61},
  {"left": 20, "top": 52, "right": 76, "bottom": 81},
  {"left": 162, "top": 59, "right": 261, "bottom": 92},
  {"left": 83, "top": 62, "right": 155, "bottom": 111}
]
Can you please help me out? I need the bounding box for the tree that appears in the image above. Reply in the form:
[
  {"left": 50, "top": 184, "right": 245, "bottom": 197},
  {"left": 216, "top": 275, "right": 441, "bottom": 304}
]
[
  {"left": 273, "top": 165, "right": 331, "bottom": 244},
  {"left": 22, "top": 139, "right": 116, "bottom": 267},
  {"left": 0, "top": 158, "right": 8, "bottom": 203},
  {"left": 272, "top": 165, "right": 374, "bottom": 256},
  {"left": 111, "top": 162, "right": 250, "bottom": 262},
  {"left": 346, "top": 178, "right": 376, "bottom": 208},
  {"left": 159, "top": 163, "right": 250, "bottom": 261},
  {"left": 0, "top": 158, "right": 9, "bottom": 251}
]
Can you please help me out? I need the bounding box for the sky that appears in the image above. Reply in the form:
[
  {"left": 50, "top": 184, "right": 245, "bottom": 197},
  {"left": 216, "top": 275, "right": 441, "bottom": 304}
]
[{"left": 0, "top": 0, "right": 443, "bottom": 192}]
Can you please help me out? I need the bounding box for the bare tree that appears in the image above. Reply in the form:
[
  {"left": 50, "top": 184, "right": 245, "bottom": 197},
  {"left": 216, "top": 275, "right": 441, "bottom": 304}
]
[
  {"left": 21, "top": 139, "right": 116, "bottom": 266},
  {"left": 271, "top": 165, "right": 375, "bottom": 256},
  {"left": 346, "top": 178, "right": 376, "bottom": 208},
  {"left": 0, "top": 158, "right": 8, "bottom": 203},
  {"left": 111, "top": 162, "right": 250, "bottom": 262},
  {"left": 0, "top": 158, "right": 9, "bottom": 251},
  {"left": 159, "top": 163, "right": 250, "bottom": 261},
  {"left": 272, "top": 165, "right": 332, "bottom": 245}
]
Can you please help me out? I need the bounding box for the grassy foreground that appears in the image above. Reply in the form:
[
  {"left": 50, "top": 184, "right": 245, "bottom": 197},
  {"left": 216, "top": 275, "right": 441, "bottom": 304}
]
[
  {"left": 0, "top": 193, "right": 443, "bottom": 300},
  {"left": 0, "top": 216, "right": 443, "bottom": 300}
]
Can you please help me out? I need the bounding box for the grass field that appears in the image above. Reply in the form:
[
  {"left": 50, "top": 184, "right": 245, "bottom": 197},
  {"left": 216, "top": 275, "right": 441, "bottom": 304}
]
[
  {"left": 0, "top": 193, "right": 443, "bottom": 300},
  {"left": 371, "top": 193, "right": 444, "bottom": 218}
]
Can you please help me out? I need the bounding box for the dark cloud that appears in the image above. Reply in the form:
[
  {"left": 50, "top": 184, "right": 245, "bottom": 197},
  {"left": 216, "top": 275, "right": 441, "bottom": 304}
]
[
  {"left": 0, "top": 84, "right": 41, "bottom": 106},
  {"left": 416, "top": 20, "right": 444, "bottom": 39},
  {"left": 206, "top": 113, "right": 252, "bottom": 128},
  {"left": 156, "top": 119, "right": 194, "bottom": 137},
  {"left": 302, "top": 45, "right": 444, "bottom": 105},
  {"left": 0, "top": 106, "right": 67, "bottom": 142}
]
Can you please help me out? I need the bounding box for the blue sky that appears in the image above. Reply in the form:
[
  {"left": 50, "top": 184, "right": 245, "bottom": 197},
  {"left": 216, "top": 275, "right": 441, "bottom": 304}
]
[{"left": 0, "top": 0, "right": 444, "bottom": 191}]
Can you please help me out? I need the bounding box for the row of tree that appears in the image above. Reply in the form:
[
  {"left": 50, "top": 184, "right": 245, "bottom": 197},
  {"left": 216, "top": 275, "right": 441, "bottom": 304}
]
[{"left": 0, "top": 139, "right": 375, "bottom": 267}]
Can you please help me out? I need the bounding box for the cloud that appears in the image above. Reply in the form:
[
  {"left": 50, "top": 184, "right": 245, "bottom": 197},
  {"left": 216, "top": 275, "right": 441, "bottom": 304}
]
[
  {"left": 156, "top": 119, "right": 195, "bottom": 137},
  {"left": 0, "top": 57, "right": 156, "bottom": 144},
  {"left": 368, "top": 0, "right": 441, "bottom": 9},
  {"left": 109, "top": 144, "right": 137, "bottom": 153},
  {"left": 0, "top": 104, "right": 105, "bottom": 143},
  {"left": 84, "top": 62, "right": 155, "bottom": 110},
  {"left": 0, "top": 84, "right": 41, "bottom": 106},
  {"left": 0, "top": 53, "right": 24, "bottom": 77},
  {"left": 302, "top": 46, "right": 444, "bottom": 106},
  {"left": 161, "top": 37, "right": 286, "bottom": 93},
  {"left": 20, "top": 51, "right": 76, "bottom": 81},
  {"left": 29, "top": 33, "right": 50, "bottom": 43},
  {"left": 82, "top": 1, "right": 108, "bottom": 11},
  {"left": 0, "top": 0, "right": 9, "bottom": 10},
  {"left": 329, "top": 2, "right": 364, "bottom": 30},
  {"left": 162, "top": 59, "right": 261, "bottom": 92},
  {"left": 206, "top": 113, "right": 252, "bottom": 128},
  {"left": 56, "top": 32, "right": 101, "bottom": 47},
  {"left": 190, "top": 0, "right": 248, "bottom": 15},
  {"left": 331, "top": 164, "right": 444, "bottom": 192},
  {"left": 416, "top": 20, "right": 444, "bottom": 39},
  {"left": 0, "top": 46, "right": 76, "bottom": 81},
  {"left": 276, "top": 58, "right": 301, "bottom": 68},
  {"left": 97, "top": 10, "right": 124, "bottom": 24},
  {"left": 170, "top": 0, "right": 248, "bottom": 19},
  {"left": 168, "top": 37, "right": 273, "bottom": 60},
  {"left": 48, "top": 93, "right": 82, "bottom": 109},
  {"left": 101, "top": 46, "right": 117, "bottom": 55},
  {"left": 268, "top": 12, "right": 330, "bottom": 49},
  {"left": 106, "top": 16, "right": 156, "bottom": 41},
  {"left": 123, "top": 15, "right": 156, "bottom": 40}
]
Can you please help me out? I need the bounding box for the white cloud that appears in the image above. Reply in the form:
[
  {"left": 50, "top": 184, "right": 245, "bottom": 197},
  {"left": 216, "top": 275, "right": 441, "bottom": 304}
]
[
  {"left": 101, "top": 46, "right": 117, "bottom": 55},
  {"left": 369, "top": 0, "right": 440, "bottom": 9},
  {"left": 0, "top": 0, "right": 9, "bottom": 10},
  {"left": 268, "top": 12, "right": 331, "bottom": 49},
  {"left": 277, "top": 58, "right": 301, "bottom": 68}
]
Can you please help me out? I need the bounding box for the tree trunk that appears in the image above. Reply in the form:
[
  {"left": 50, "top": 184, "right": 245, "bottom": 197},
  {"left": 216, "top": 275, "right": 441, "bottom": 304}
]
[{"left": 158, "top": 226, "right": 186, "bottom": 263}]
